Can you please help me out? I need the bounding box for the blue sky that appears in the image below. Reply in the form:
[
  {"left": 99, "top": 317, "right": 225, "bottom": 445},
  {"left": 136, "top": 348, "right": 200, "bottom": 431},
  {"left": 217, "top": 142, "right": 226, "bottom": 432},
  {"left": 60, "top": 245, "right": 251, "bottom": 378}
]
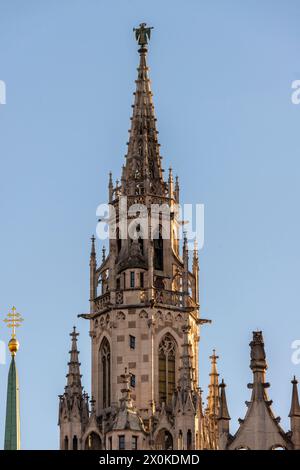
[{"left": 0, "top": 0, "right": 300, "bottom": 449}]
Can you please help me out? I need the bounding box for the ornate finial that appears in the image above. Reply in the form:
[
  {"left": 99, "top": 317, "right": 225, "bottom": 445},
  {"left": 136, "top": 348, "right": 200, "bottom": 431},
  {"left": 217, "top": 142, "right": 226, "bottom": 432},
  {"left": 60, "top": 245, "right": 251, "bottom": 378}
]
[
  {"left": 133, "top": 23, "right": 153, "bottom": 47},
  {"left": 70, "top": 325, "right": 79, "bottom": 339},
  {"left": 210, "top": 349, "right": 219, "bottom": 363},
  {"left": 3, "top": 306, "right": 24, "bottom": 355}
]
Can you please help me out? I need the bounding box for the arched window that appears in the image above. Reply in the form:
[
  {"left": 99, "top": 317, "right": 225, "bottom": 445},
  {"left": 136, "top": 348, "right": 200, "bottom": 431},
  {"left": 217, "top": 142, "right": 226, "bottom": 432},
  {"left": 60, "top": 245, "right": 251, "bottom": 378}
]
[
  {"left": 64, "top": 436, "right": 68, "bottom": 450},
  {"left": 155, "top": 429, "right": 173, "bottom": 450},
  {"left": 187, "top": 430, "right": 192, "bottom": 450},
  {"left": 85, "top": 432, "right": 102, "bottom": 450},
  {"left": 99, "top": 337, "right": 111, "bottom": 408},
  {"left": 159, "top": 333, "right": 176, "bottom": 405},
  {"left": 178, "top": 430, "right": 183, "bottom": 450},
  {"left": 154, "top": 227, "right": 164, "bottom": 271},
  {"left": 73, "top": 435, "right": 78, "bottom": 450},
  {"left": 173, "top": 229, "right": 179, "bottom": 255}
]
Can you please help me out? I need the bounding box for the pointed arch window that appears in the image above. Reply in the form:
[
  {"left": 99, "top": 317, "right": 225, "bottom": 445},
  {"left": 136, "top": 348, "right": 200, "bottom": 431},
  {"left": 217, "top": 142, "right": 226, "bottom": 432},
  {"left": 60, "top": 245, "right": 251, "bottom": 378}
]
[
  {"left": 187, "top": 430, "right": 192, "bottom": 450},
  {"left": 159, "top": 333, "right": 176, "bottom": 405},
  {"left": 99, "top": 337, "right": 111, "bottom": 408}
]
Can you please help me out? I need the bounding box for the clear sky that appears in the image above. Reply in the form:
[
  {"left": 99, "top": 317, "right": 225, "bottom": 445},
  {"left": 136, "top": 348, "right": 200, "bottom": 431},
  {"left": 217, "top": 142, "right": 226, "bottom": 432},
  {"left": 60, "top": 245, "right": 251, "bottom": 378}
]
[{"left": 0, "top": 0, "right": 300, "bottom": 449}]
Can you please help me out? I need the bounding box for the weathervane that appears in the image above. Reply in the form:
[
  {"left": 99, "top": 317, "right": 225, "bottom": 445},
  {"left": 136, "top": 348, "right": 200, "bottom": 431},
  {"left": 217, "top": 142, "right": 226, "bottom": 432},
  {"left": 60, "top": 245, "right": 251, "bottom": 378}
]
[
  {"left": 4, "top": 306, "right": 24, "bottom": 355},
  {"left": 133, "top": 23, "right": 153, "bottom": 47}
]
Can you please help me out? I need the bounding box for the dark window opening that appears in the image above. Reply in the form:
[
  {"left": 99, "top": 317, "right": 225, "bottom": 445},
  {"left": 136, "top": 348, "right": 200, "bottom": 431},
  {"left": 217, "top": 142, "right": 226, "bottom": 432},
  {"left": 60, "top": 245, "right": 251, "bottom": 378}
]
[
  {"left": 132, "top": 436, "right": 138, "bottom": 450},
  {"left": 130, "top": 374, "right": 136, "bottom": 388},
  {"left": 129, "top": 335, "right": 136, "bottom": 349},
  {"left": 116, "top": 227, "right": 121, "bottom": 254},
  {"left": 154, "top": 231, "right": 164, "bottom": 271},
  {"left": 119, "top": 435, "right": 125, "bottom": 450},
  {"left": 73, "top": 435, "right": 78, "bottom": 450},
  {"left": 130, "top": 271, "right": 135, "bottom": 288},
  {"left": 187, "top": 430, "right": 192, "bottom": 450}
]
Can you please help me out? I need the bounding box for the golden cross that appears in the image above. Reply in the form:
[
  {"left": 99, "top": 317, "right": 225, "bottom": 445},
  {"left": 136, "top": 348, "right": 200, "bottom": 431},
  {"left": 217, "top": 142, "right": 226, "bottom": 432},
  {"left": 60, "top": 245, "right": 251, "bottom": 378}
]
[{"left": 4, "top": 306, "right": 24, "bottom": 338}]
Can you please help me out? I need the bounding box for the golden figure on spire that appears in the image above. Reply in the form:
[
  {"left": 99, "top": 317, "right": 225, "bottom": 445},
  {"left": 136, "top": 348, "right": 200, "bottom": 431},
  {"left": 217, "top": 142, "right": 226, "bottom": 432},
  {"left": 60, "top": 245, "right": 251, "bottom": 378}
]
[
  {"left": 133, "top": 23, "right": 153, "bottom": 46},
  {"left": 4, "top": 306, "right": 24, "bottom": 355}
]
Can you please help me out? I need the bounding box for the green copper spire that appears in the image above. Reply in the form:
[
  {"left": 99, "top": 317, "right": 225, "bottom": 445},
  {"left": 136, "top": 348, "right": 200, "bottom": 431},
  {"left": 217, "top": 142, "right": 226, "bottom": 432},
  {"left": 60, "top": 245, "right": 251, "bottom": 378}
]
[
  {"left": 3, "top": 306, "right": 23, "bottom": 450},
  {"left": 4, "top": 355, "right": 20, "bottom": 449}
]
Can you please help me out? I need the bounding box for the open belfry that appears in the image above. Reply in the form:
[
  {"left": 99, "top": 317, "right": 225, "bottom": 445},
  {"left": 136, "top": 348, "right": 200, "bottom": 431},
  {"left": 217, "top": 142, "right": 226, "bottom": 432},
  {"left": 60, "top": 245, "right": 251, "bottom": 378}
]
[{"left": 58, "top": 24, "right": 300, "bottom": 450}]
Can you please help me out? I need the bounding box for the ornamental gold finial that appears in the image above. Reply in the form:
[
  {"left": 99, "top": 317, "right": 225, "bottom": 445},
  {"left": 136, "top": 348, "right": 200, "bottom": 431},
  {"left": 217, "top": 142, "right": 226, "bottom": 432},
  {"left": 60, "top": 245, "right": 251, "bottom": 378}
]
[
  {"left": 133, "top": 23, "right": 153, "bottom": 47},
  {"left": 3, "top": 306, "right": 24, "bottom": 355}
]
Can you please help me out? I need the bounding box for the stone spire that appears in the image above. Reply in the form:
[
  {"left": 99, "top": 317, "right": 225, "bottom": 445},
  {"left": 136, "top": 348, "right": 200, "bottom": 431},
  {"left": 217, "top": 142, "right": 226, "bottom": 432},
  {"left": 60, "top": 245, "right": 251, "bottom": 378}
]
[
  {"left": 3, "top": 306, "right": 23, "bottom": 450},
  {"left": 289, "top": 376, "right": 300, "bottom": 418},
  {"left": 89, "top": 235, "right": 97, "bottom": 312},
  {"left": 178, "top": 325, "right": 194, "bottom": 394},
  {"left": 204, "top": 350, "right": 220, "bottom": 450},
  {"left": 192, "top": 240, "right": 199, "bottom": 304},
  {"left": 65, "top": 327, "right": 83, "bottom": 396},
  {"left": 227, "top": 331, "right": 292, "bottom": 450},
  {"left": 217, "top": 379, "right": 231, "bottom": 449},
  {"left": 122, "top": 23, "right": 165, "bottom": 196},
  {"left": 218, "top": 379, "right": 230, "bottom": 420},
  {"left": 207, "top": 350, "right": 220, "bottom": 419},
  {"left": 289, "top": 376, "right": 300, "bottom": 449},
  {"left": 58, "top": 327, "right": 89, "bottom": 449}
]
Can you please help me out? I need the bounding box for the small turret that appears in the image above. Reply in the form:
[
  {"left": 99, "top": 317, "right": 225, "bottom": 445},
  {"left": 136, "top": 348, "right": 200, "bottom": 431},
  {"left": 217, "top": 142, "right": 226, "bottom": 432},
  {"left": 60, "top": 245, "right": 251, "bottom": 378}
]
[
  {"left": 168, "top": 167, "right": 174, "bottom": 199},
  {"left": 58, "top": 327, "right": 89, "bottom": 450},
  {"left": 108, "top": 172, "right": 113, "bottom": 203},
  {"left": 218, "top": 379, "right": 230, "bottom": 449},
  {"left": 289, "top": 376, "right": 300, "bottom": 449},
  {"left": 227, "top": 331, "right": 292, "bottom": 450},
  {"left": 182, "top": 233, "right": 189, "bottom": 306},
  {"left": 192, "top": 240, "right": 199, "bottom": 304},
  {"left": 175, "top": 175, "right": 180, "bottom": 202},
  {"left": 89, "top": 235, "right": 97, "bottom": 313},
  {"left": 207, "top": 350, "right": 220, "bottom": 420}
]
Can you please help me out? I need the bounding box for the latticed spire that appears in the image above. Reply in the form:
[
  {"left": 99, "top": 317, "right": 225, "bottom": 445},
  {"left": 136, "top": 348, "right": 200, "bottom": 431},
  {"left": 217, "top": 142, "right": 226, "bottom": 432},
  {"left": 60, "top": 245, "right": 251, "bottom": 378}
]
[
  {"left": 178, "top": 325, "right": 194, "bottom": 392},
  {"left": 207, "top": 350, "right": 220, "bottom": 419},
  {"left": 122, "top": 23, "right": 165, "bottom": 197},
  {"left": 65, "top": 326, "right": 83, "bottom": 396}
]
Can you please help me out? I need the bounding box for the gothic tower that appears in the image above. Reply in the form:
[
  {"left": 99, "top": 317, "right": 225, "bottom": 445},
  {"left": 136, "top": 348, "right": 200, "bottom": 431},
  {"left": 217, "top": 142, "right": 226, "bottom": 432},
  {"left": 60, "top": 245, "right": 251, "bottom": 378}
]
[
  {"left": 58, "top": 24, "right": 300, "bottom": 452},
  {"left": 58, "top": 327, "right": 89, "bottom": 450},
  {"left": 62, "top": 23, "right": 209, "bottom": 451}
]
